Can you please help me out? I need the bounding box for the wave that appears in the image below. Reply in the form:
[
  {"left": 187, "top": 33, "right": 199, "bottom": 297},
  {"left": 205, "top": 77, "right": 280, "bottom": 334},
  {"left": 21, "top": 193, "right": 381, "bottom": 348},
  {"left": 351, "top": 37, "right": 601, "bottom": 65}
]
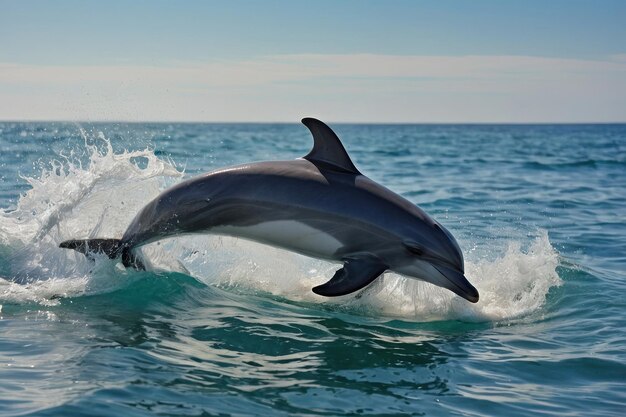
[
  {"left": 523, "top": 159, "right": 626, "bottom": 170},
  {"left": 0, "top": 132, "right": 561, "bottom": 322}
]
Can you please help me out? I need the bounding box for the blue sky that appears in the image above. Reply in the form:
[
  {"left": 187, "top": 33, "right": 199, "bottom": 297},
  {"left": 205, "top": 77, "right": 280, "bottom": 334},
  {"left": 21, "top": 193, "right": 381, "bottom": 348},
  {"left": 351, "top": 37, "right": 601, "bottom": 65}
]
[{"left": 1, "top": 0, "right": 625, "bottom": 122}]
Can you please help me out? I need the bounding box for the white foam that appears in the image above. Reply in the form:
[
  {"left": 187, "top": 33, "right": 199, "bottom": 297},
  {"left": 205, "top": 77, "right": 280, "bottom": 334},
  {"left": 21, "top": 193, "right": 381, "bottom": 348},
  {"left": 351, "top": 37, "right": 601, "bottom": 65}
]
[
  {"left": 0, "top": 130, "right": 183, "bottom": 306},
  {"left": 0, "top": 133, "right": 562, "bottom": 323},
  {"left": 353, "top": 231, "right": 561, "bottom": 322},
  {"left": 166, "top": 230, "right": 561, "bottom": 322}
]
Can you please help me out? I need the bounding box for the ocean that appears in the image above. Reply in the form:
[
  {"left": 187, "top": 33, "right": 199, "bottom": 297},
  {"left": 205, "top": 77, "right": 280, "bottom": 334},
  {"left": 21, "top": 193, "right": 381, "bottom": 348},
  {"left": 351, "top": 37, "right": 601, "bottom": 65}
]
[{"left": 0, "top": 122, "right": 624, "bottom": 416}]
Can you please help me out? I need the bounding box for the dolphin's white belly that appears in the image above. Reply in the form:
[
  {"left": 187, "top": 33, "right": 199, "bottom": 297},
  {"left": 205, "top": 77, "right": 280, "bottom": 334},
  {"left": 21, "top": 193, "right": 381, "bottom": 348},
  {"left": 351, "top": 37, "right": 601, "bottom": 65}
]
[{"left": 212, "top": 220, "right": 343, "bottom": 259}]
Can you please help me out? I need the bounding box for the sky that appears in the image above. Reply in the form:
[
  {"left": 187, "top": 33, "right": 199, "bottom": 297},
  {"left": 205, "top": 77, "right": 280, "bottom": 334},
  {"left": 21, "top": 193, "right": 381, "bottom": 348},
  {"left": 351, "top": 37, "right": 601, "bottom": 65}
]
[{"left": 1, "top": 0, "right": 625, "bottom": 123}]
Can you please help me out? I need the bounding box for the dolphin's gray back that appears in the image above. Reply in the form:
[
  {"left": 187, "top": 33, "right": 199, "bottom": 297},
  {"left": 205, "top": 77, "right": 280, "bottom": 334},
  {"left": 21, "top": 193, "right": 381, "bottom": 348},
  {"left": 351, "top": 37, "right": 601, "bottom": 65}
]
[{"left": 121, "top": 159, "right": 435, "bottom": 261}]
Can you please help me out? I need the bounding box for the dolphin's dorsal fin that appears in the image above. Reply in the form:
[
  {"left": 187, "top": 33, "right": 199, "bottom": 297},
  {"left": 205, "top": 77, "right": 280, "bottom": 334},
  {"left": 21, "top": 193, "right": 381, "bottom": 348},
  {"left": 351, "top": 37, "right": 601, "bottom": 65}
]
[{"left": 302, "top": 117, "right": 361, "bottom": 174}]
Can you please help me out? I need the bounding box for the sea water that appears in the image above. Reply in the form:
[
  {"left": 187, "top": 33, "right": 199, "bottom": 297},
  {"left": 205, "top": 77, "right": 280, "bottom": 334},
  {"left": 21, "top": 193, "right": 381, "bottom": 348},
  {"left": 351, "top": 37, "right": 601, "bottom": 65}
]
[{"left": 0, "top": 122, "right": 624, "bottom": 416}]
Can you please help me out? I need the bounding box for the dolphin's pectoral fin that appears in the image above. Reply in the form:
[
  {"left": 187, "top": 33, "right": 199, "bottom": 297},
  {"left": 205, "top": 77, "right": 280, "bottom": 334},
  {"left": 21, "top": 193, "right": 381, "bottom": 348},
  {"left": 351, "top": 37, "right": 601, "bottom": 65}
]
[
  {"left": 302, "top": 117, "right": 362, "bottom": 175},
  {"left": 312, "top": 254, "right": 387, "bottom": 297}
]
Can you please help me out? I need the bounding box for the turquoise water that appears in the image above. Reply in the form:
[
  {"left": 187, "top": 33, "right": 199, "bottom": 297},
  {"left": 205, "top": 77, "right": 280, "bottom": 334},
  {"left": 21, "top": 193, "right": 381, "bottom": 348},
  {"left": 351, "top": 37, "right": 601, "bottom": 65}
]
[{"left": 0, "top": 122, "right": 624, "bottom": 416}]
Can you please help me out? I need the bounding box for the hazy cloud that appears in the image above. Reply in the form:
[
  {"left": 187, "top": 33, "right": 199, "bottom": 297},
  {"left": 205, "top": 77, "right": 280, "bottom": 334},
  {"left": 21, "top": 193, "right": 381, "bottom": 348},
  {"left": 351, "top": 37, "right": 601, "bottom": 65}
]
[{"left": 1, "top": 54, "right": 625, "bottom": 122}]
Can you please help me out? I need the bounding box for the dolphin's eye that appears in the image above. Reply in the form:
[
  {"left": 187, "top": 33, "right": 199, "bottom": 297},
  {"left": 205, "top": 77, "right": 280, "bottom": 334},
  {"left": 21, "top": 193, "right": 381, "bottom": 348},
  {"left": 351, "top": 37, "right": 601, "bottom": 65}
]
[{"left": 403, "top": 240, "right": 424, "bottom": 256}]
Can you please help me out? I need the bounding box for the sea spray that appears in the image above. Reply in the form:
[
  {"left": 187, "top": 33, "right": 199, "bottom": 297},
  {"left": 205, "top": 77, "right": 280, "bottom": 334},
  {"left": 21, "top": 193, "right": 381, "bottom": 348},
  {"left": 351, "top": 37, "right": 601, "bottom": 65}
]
[
  {"left": 169, "top": 231, "right": 561, "bottom": 322},
  {"left": 1, "top": 130, "right": 561, "bottom": 322},
  {"left": 0, "top": 131, "right": 183, "bottom": 304}
]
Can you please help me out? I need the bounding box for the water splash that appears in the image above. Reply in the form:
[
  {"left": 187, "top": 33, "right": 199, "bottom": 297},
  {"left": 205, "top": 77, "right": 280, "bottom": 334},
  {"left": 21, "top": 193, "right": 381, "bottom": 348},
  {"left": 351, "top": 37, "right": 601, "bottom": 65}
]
[
  {"left": 168, "top": 231, "right": 561, "bottom": 323},
  {"left": 0, "top": 135, "right": 561, "bottom": 322},
  {"left": 0, "top": 130, "right": 183, "bottom": 304}
]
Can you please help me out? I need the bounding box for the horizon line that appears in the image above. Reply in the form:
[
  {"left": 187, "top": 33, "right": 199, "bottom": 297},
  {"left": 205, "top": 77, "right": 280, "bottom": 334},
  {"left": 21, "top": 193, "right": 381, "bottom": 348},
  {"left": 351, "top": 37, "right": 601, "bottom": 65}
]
[{"left": 1, "top": 118, "right": 625, "bottom": 126}]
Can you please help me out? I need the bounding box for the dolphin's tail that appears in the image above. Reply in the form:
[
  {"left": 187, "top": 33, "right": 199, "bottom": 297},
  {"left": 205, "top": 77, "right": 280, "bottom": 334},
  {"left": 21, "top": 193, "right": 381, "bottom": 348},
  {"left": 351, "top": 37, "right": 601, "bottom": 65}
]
[{"left": 59, "top": 239, "right": 145, "bottom": 269}]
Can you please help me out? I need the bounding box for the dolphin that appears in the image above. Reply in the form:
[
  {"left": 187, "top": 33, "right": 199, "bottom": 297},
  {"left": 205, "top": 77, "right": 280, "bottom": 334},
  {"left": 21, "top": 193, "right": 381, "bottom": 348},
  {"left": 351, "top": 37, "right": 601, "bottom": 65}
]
[{"left": 60, "top": 118, "right": 479, "bottom": 302}]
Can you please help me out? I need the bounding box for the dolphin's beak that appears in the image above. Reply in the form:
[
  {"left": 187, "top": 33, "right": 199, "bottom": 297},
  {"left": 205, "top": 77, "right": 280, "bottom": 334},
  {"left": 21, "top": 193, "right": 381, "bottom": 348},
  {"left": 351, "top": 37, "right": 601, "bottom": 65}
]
[{"left": 432, "top": 264, "right": 479, "bottom": 303}]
